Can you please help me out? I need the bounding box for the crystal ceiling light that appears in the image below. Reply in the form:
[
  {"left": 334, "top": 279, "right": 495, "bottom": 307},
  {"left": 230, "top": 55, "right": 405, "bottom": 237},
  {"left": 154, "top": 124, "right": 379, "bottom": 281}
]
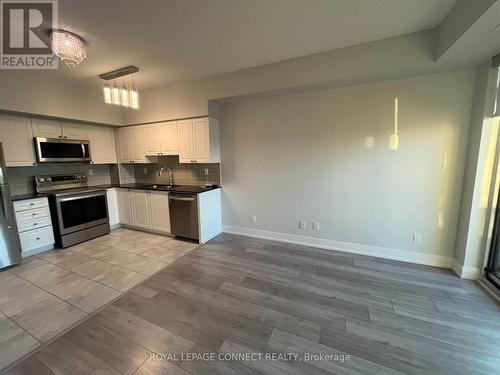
[{"left": 50, "top": 29, "right": 87, "bottom": 69}]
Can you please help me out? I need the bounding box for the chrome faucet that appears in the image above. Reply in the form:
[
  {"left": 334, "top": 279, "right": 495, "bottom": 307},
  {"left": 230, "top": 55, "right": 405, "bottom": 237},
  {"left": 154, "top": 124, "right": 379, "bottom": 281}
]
[{"left": 158, "top": 167, "right": 175, "bottom": 187}]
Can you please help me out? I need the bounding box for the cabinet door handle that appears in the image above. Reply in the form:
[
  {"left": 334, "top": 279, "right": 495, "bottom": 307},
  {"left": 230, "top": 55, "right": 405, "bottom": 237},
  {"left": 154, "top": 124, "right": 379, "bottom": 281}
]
[
  {"left": 36, "top": 237, "right": 40, "bottom": 240},
  {"left": 63, "top": 136, "right": 68, "bottom": 138}
]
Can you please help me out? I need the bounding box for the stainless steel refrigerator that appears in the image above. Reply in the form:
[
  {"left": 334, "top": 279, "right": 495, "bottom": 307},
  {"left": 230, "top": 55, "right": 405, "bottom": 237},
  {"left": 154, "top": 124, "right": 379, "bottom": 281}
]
[{"left": 0, "top": 143, "right": 22, "bottom": 269}]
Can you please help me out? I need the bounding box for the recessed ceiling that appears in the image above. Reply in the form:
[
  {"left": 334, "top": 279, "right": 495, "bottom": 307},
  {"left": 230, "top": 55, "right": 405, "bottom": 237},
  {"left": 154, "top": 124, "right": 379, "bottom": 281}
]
[{"left": 56, "top": 0, "right": 457, "bottom": 89}]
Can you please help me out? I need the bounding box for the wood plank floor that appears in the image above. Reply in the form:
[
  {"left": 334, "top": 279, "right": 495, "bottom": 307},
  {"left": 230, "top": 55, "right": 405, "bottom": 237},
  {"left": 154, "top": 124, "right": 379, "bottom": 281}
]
[{"left": 5, "top": 233, "right": 500, "bottom": 375}]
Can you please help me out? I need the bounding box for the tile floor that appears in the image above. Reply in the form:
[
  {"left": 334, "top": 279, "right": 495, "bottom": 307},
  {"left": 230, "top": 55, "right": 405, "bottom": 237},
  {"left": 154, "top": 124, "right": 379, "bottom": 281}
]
[{"left": 0, "top": 228, "right": 199, "bottom": 371}]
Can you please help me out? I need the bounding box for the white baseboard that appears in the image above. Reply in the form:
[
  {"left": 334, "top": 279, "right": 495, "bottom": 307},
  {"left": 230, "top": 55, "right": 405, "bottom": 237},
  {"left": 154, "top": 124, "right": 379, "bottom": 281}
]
[
  {"left": 222, "top": 225, "right": 453, "bottom": 268},
  {"left": 452, "top": 259, "right": 480, "bottom": 279}
]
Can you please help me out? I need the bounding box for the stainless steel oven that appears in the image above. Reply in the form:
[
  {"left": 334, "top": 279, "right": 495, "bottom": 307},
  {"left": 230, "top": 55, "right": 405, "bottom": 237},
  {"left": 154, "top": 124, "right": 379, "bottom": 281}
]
[
  {"left": 36, "top": 173, "right": 110, "bottom": 248},
  {"left": 55, "top": 191, "right": 108, "bottom": 236},
  {"left": 35, "top": 137, "right": 91, "bottom": 162}
]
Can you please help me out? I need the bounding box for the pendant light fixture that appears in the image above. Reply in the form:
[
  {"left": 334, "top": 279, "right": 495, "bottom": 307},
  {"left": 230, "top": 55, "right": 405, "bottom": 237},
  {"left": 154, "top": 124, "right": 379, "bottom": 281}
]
[
  {"left": 121, "top": 79, "right": 130, "bottom": 107},
  {"left": 103, "top": 82, "right": 112, "bottom": 104},
  {"left": 99, "top": 66, "right": 139, "bottom": 109},
  {"left": 130, "top": 74, "right": 139, "bottom": 109},
  {"left": 111, "top": 81, "right": 121, "bottom": 105}
]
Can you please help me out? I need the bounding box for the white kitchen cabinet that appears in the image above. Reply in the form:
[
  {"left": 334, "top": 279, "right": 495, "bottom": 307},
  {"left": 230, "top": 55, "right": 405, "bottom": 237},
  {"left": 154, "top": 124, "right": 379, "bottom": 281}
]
[
  {"left": 177, "top": 119, "right": 194, "bottom": 163},
  {"left": 61, "top": 122, "right": 87, "bottom": 139},
  {"left": 131, "top": 190, "right": 152, "bottom": 229},
  {"left": 150, "top": 191, "right": 170, "bottom": 232},
  {"left": 117, "top": 127, "right": 131, "bottom": 163},
  {"left": 143, "top": 124, "right": 162, "bottom": 156},
  {"left": 117, "top": 127, "right": 148, "bottom": 164},
  {"left": 160, "top": 121, "right": 178, "bottom": 155},
  {"left": 144, "top": 121, "right": 178, "bottom": 156},
  {"left": 178, "top": 118, "right": 220, "bottom": 163},
  {"left": 14, "top": 197, "right": 54, "bottom": 256},
  {"left": 116, "top": 188, "right": 170, "bottom": 233},
  {"left": 32, "top": 118, "right": 62, "bottom": 138},
  {"left": 87, "top": 125, "right": 117, "bottom": 164},
  {"left": 0, "top": 115, "right": 36, "bottom": 166},
  {"left": 106, "top": 188, "right": 120, "bottom": 228},
  {"left": 32, "top": 119, "right": 88, "bottom": 139},
  {"left": 129, "top": 127, "right": 147, "bottom": 163},
  {"left": 116, "top": 188, "right": 134, "bottom": 225}
]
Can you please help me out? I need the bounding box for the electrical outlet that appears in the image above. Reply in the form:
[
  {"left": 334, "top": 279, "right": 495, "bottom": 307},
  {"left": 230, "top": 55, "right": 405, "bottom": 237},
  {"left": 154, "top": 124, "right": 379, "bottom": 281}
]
[
  {"left": 412, "top": 234, "right": 422, "bottom": 245},
  {"left": 251, "top": 215, "right": 257, "bottom": 224},
  {"left": 88, "top": 169, "right": 93, "bottom": 176},
  {"left": 204, "top": 168, "right": 209, "bottom": 176},
  {"left": 313, "top": 222, "right": 320, "bottom": 231},
  {"left": 299, "top": 220, "right": 306, "bottom": 229}
]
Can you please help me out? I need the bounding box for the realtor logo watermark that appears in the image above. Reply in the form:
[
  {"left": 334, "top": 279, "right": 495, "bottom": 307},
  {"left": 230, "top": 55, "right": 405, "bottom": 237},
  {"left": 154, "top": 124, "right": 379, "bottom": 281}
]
[{"left": 0, "top": 0, "right": 58, "bottom": 69}]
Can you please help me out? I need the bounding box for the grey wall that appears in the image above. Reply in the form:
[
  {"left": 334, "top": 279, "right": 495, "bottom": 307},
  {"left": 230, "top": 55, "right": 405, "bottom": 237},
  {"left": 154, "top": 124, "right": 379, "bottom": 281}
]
[{"left": 220, "top": 70, "right": 475, "bottom": 260}]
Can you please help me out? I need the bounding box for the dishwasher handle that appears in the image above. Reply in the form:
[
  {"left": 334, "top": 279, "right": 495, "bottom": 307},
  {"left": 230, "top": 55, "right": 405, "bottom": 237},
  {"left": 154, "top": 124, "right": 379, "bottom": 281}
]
[{"left": 169, "top": 195, "right": 196, "bottom": 201}]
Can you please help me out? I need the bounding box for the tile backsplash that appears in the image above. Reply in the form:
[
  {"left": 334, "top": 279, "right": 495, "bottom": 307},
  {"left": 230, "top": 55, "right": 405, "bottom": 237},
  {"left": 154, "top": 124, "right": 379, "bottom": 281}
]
[
  {"left": 133, "top": 156, "right": 221, "bottom": 186},
  {"left": 7, "top": 163, "right": 112, "bottom": 196},
  {"left": 5, "top": 157, "right": 221, "bottom": 196}
]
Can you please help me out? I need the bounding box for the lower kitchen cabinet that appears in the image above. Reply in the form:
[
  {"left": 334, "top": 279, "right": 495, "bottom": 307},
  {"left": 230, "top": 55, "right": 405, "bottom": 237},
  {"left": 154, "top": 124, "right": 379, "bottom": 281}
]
[
  {"left": 114, "top": 188, "right": 170, "bottom": 233},
  {"left": 13, "top": 197, "right": 55, "bottom": 257},
  {"left": 150, "top": 191, "right": 170, "bottom": 232},
  {"left": 116, "top": 188, "right": 134, "bottom": 225},
  {"left": 131, "top": 190, "right": 152, "bottom": 229}
]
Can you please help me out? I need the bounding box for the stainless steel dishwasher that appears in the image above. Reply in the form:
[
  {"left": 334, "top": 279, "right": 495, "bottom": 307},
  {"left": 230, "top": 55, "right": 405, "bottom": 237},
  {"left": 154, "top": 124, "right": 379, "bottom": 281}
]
[{"left": 168, "top": 193, "right": 199, "bottom": 240}]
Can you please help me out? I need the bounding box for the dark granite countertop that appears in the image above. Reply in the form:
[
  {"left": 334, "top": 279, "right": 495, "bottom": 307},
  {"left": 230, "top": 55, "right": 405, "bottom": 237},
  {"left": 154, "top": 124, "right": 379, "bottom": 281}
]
[
  {"left": 11, "top": 183, "right": 220, "bottom": 201},
  {"left": 116, "top": 183, "right": 220, "bottom": 194},
  {"left": 11, "top": 193, "right": 39, "bottom": 201}
]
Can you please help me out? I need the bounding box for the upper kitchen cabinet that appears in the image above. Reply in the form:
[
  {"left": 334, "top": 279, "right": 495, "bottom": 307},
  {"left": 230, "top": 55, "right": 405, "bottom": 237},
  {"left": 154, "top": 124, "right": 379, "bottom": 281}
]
[
  {"left": 117, "top": 126, "right": 148, "bottom": 164},
  {"left": 178, "top": 117, "right": 220, "bottom": 163},
  {"left": 117, "top": 127, "right": 131, "bottom": 163},
  {"left": 0, "top": 115, "right": 36, "bottom": 166},
  {"left": 31, "top": 119, "right": 62, "bottom": 138},
  {"left": 32, "top": 119, "right": 87, "bottom": 139},
  {"left": 86, "top": 125, "right": 117, "bottom": 164},
  {"left": 129, "top": 126, "right": 147, "bottom": 163},
  {"left": 61, "top": 122, "right": 87, "bottom": 139},
  {"left": 144, "top": 121, "right": 178, "bottom": 156}
]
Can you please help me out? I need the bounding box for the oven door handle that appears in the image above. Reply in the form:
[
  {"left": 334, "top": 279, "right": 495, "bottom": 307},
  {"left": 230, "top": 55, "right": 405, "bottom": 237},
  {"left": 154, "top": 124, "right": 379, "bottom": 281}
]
[{"left": 57, "top": 191, "right": 105, "bottom": 203}]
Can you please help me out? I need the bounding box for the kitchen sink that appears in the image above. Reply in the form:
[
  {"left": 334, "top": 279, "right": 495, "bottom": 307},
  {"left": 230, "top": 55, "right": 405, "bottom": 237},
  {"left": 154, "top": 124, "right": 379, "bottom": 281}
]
[{"left": 144, "top": 184, "right": 178, "bottom": 190}]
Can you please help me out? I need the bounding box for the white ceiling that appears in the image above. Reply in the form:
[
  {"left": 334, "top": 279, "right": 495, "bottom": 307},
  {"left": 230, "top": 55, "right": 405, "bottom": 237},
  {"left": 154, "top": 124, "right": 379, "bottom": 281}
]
[{"left": 57, "top": 0, "right": 457, "bottom": 89}]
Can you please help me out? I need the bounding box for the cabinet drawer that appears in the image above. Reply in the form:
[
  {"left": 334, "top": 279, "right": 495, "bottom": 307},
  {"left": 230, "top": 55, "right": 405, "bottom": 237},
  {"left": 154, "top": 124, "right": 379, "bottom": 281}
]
[
  {"left": 17, "top": 216, "right": 52, "bottom": 233},
  {"left": 19, "top": 227, "right": 54, "bottom": 252},
  {"left": 13, "top": 198, "right": 48, "bottom": 212},
  {"left": 15, "top": 207, "right": 50, "bottom": 222}
]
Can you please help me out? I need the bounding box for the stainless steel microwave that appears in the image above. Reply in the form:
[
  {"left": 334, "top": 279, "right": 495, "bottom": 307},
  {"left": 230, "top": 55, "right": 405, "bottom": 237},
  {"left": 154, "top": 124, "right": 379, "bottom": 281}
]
[{"left": 34, "top": 137, "right": 91, "bottom": 163}]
